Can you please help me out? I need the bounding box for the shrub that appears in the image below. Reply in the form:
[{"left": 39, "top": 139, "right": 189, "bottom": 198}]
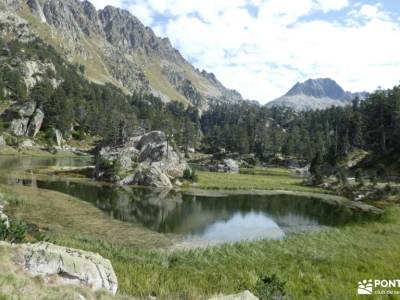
[
  {"left": 99, "top": 158, "right": 121, "bottom": 177},
  {"left": 255, "top": 274, "right": 286, "bottom": 300},
  {"left": 0, "top": 219, "right": 27, "bottom": 243},
  {"left": 183, "top": 168, "right": 198, "bottom": 182},
  {"left": 376, "top": 163, "right": 386, "bottom": 179},
  {"left": 370, "top": 172, "right": 378, "bottom": 186},
  {"left": 355, "top": 169, "right": 364, "bottom": 186}
]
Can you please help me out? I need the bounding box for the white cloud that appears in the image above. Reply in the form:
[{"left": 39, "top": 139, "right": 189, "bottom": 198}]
[
  {"left": 86, "top": 0, "right": 400, "bottom": 103},
  {"left": 316, "top": 0, "right": 349, "bottom": 12},
  {"left": 127, "top": 3, "right": 154, "bottom": 25},
  {"left": 357, "top": 4, "right": 389, "bottom": 20},
  {"left": 89, "top": 0, "right": 123, "bottom": 9}
]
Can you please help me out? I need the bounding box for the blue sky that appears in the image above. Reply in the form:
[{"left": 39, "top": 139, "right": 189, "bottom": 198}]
[{"left": 89, "top": 0, "right": 400, "bottom": 103}]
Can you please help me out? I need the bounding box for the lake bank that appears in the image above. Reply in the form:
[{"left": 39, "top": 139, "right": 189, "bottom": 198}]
[
  {"left": 0, "top": 155, "right": 393, "bottom": 299},
  {"left": 1, "top": 184, "right": 398, "bottom": 299}
]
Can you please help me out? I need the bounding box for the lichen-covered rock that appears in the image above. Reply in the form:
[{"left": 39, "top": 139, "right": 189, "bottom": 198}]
[
  {"left": 208, "top": 291, "right": 259, "bottom": 300},
  {"left": 207, "top": 158, "right": 240, "bottom": 173},
  {"left": 0, "top": 11, "right": 34, "bottom": 42},
  {"left": 16, "top": 242, "right": 118, "bottom": 295},
  {"left": 10, "top": 118, "right": 29, "bottom": 136},
  {"left": 27, "top": 108, "right": 44, "bottom": 137},
  {"left": 18, "top": 139, "right": 35, "bottom": 148},
  {"left": 18, "top": 101, "right": 37, "bottom": 117},
  {"left": 125, "top": 165, "right": 173, "bottom": 188},
  {"left": 96, "top": 131, "right": 189, "bottom": 188},
  {"left": 5, "top": 102, "right": 45, "bottom": 138},
  {"left": 223, "top": 159, "right": 240, "bottom": 173},
  {"left": 21, "top": 61, "right": 60, "bottom": 90}
]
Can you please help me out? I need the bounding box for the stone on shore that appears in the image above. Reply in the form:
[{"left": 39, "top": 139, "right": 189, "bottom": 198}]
[{"left": 16, "top": 242, "right": 118, "bottom": 295}]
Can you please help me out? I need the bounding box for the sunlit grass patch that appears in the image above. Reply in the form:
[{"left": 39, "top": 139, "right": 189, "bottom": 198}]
[{"left": 193, "top": 168, "right": 329, "bottom": 194}]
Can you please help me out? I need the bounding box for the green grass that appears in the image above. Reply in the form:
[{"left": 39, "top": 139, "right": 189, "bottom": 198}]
[
  {"left": 49, "top": 207, "right": 400, "bottom": 300},
  {"left": 0, "top": 145, "right": 87, "bottom": 158},
  {"left": 193, "top": 168, "right": 329, "bottom": 194},
  {"left": 2, "top": 184, "right": 399, "bottom": 299}
]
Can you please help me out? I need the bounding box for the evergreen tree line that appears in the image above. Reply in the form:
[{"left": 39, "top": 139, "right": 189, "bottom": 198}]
[
  {"left": 1, "top": 36, "right": 400, "bottom": 167},
  {"left": 0, "top": 37, "right": 201, "bottom": 149},
  {"left": 201, "top": 88, "right": 400, "bottom": 166}
]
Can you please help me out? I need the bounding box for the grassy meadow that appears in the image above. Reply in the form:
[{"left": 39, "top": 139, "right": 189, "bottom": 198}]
[
  {"left": 192, "top": 168, "right": 329, "bottom": 194},
  {"left": 1, "top": 184, "right": 399, "bottom": 299}
]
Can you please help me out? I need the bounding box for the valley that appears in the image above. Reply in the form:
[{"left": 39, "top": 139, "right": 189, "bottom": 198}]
[{"left": 0, "top": 0, "right": 399, "bottom": 299}]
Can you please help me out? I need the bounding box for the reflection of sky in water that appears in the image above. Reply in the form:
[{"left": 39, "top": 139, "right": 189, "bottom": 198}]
[
  {"left": 0, "top": 155, "right": 359, "bottom": 245},
  {"left": 186, "top": 212, "right": 285, "bottom": 243}
]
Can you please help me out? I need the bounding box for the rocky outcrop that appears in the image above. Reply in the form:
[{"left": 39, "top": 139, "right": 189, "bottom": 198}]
[
  {"left": 10, "top": 117, "right": 29, "bottom": 136},
  {"left": 222, "top": 159, "right": 240, "bottom": 173},
  {"left": 5, "top": 102, "right": 45, "bottom": 138},
  {"left": 208, "top": 291, "right": 259, "bottom": 300},
  {"left": 2, "top": 0, "right": 243, "bottom": 110},
  {"left": 18, "top": 101, "right": 36, "bottom": 117},
  {"left": 15, "top": 242, "right": 118, "bottom": 295},
  {"left": 21, "top": 60, "right": 60, "bottom": 90},
  {"left": 27, "top": 0, "right": 47, "bottom": 23},
  {"left": 0, "top": 11, "right": 34, "bottom": 43},
  {"left": 121, "top": 165, "right": 173, "bottom": 189},
  {"left": 18, "top": 139, "right": 35, "bottom": 148},
  {"left": 206, "top": 158, "right": 240, "bottom": 173},
  {"left": 26, "top": 108, "right": 44, "bottom": 137},
  {"left": 96, "top": 131, "right": 190, "bottom": 188}
]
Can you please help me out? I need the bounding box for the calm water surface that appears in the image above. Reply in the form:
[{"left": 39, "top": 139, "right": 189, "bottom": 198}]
[{"left": 0, "top": 156, "right": 364, "bottom": 244}]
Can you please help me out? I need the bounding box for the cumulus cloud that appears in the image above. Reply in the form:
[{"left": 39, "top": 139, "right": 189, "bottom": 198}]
[{"left": 87, "top": 0, "right": 400, "bottom": 103}]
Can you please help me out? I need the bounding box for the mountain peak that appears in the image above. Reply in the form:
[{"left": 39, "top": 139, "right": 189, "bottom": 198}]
[
  {"left": 267, "top": 78, "right": 367, "bottom": 111},
  {"left": 285, "top": 78, "right": 346, "bottom": 100},
  {"left": 2, "top": 0, "right": 242, "bottom": 111}
]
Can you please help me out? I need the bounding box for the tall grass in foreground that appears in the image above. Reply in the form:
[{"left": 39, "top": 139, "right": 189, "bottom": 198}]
[{"left": 51, "top": 208, "right": 400, "bottom": 299}]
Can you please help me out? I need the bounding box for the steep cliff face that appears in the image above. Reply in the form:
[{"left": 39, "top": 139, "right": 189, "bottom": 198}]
[{"left": 1, "top": 0, "right": 242, "bottom": 110}]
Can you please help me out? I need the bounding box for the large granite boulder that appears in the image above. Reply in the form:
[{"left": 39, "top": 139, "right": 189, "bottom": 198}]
[
  {"left": 223, "top": 159, "right": 240, "bottom": 173},
  {"left": 5, "top": 102, "right": 45, "bottom": 138},
  {"left": 27, "top": 108, "right": 44, "bottom": 137},
  {"left": 10, "top": 118, "right": 29, "bottom": 136},
  {"left": 18, "top": 101, "right": 36, "bottom": 117},
  {"left": 96, "top": 131, "right": 189, "bottom": 188},
  {"left": 120, "top": 165, "right": 173, "bottom": 188},
  {"left": 16, "top": 242, "right": 118, "bottom": 295},
  {"left": 138, "top": 131, "right": 188, "bottom": 178}
]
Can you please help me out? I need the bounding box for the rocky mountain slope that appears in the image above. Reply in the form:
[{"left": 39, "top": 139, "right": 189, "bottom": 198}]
[
  {"left": 0, "top": 0, "right": 242, "bottom": 110},
  {"left": 267, "top": 78, "right": 367, "bottom": 111}
]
